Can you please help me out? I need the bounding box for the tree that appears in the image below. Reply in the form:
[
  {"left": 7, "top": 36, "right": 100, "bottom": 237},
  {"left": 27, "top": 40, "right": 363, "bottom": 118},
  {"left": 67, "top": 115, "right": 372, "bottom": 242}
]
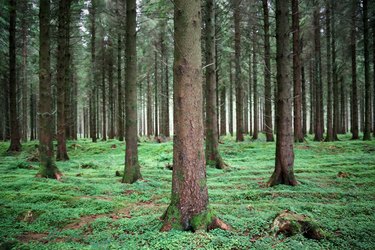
[
  {"left": 325, "top": 0, "right": 334, "bottom": 142},
  {"left": 7, "top": 0, "right": 22, "bottom": 152},
  {"left": 205, "top": 0, "right": 225, "bottom": 169},
  {"left": 122, "top": 0, "right": 141, "bottom": 183},
  {"left": 268, "top": 0, "right": 297, "bottom": 187},
  {"left": 262, "top": 0, "right": 274, "bottom": 142},
  {"left": 292, "top": 0, "right": 303, "bottom": 142},
  {"left": 56, "top": 0, "right": 71, "bottom": 161},
  {"left": 313, "top": 2, "right": 323, "bottom": 141},
  {"left": 89, "top": 0, "right": 97, "bottom": 143},
  {"left": 252, "top": 27, "right": 259, "bottom": 140},
  {"left": 363, "top": 0, "right": 371, "bottom": 141},
  {"left": 37, "top": 0, "right": 62, "bottom": 179},
  {"left": 234, "top": 0, "right": 244, "bottom": 142},
  {"left": 350, "top": 0, "right": 359, "bottom": 140},
  {"left": 161, "top": 0, "right": 228, "bottom": 232}
]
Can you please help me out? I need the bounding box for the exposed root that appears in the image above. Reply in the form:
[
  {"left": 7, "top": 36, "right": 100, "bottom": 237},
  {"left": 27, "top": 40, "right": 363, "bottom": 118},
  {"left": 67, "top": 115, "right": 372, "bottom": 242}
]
[{"left": 208, "top": 217, "right": 231, "bottom": 231}]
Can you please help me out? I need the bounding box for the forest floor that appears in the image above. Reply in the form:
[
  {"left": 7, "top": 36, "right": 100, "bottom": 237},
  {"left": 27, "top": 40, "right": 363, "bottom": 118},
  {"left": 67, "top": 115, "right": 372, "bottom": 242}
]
[{"left": 0, "top": 134, "right": 375, "bottom": 249}]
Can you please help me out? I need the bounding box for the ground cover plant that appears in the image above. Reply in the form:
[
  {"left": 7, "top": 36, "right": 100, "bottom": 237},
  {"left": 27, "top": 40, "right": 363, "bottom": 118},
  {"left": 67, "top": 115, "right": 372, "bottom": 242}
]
[{"left": 0, "top": 134, "right": 374, "bottom": 249}]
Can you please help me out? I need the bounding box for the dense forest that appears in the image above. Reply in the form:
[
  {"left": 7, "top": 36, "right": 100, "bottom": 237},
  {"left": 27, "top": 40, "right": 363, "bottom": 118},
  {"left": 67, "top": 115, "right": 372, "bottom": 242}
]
[{"left": 0, "top": 0, "right": 375, "bottom": 249}]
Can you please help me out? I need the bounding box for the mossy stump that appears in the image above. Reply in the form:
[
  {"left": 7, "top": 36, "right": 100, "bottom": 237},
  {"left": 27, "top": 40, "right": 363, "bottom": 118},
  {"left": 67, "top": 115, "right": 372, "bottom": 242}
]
[{"left": 271, "top": 210, "right": 325, "bottom": 240}]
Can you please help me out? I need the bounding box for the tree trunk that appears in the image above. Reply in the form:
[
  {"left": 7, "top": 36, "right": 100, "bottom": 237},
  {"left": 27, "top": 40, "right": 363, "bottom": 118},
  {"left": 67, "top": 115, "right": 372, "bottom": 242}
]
[
  {"left": 205, "top": 0, "right": 225, "bottom": 169},
  {"left": 7, "top": 0, "right": 22, "bottom": 152},
  {"left": 252, "top": 28, "right": 258, "bottom": 140},
  {"left": 37, "top": 0, "right": 62, "bottom": 179},
  {"left": 373, "top": 16, "right": 375, "bottom": 138},
  {"left": 292, "top": 0, "right": 303, "bottom": 142},
  {"left": 263, "top": 0, "right": 274, "bottom": 142},
  {"left": 234, "top": 0, "right": 244, "bottom": 142},
  {"left": 332, "top": 1, "right": 339, "bottom": 140},
  {"left": 302, "top": 65, "right": 307, "bottom": 136},
  {"left": 21, "top": 1, "right": 28, "bottom": 142},
  {"left": 309, "top": 61, "right": 314, "bottom": 134},
  {"left": 229, "top": 59, "right": 233, "bottom": 136},
  {"left": 122, "top": 0, "right": 141, "bottom": 183},
  {"left": 363, "top": 0, "right": 371, "bottom": 140},
  {"left": 56, "top": 0, "right": 70, "bottom": 161},
  {"left": 154, "top": 51, "right": 159, "bottom": 137},
  {"left": 268, "top": 0, "right": 297, "bottom": 187},
  {"left": 313, "top": 4, "right": 323, "bottom": 141},
  {"left": 108, "top": 39, "right": 115, "bottom": 139},
  {"left": 147, "top": 72, "right": 153, "bottom": 137},
  {"left": 325, "top": 2, "right": 333, "bottom": 141},
  {"left": 219, "top": 84, "right": 226, "bottom": 136},
  {"left": 117, "top": 33, "right": 124, "bottom": 141},
  {"left": 89, "top": 0, "right": 97, "bottom": 143},
  {"left": 161, "top": 0, "right": 228, "bottom": 232}
]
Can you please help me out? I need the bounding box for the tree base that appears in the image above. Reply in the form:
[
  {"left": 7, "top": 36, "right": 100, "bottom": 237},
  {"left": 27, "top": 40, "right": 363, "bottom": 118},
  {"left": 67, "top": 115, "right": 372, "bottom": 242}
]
[
  {"left": 36, "top": 165, "right": 62, "bottom": 180},
  {"left": 56, "top": 152, "right": 69, "bottom": 161},
  {"left": 122, "top": 164, "right": 142, "bottom": 184},
  {"left": 267, "top": 172, "right": 297, "bottom": 187},
  {"left": 207, "top": 155, "right": 227, "bottom": 170},
  {"left": 160, "top": 206, "right": 230, "bottom": 232},
  {"left": 7, "top": 142, "right": 22, "bottom": 153}
]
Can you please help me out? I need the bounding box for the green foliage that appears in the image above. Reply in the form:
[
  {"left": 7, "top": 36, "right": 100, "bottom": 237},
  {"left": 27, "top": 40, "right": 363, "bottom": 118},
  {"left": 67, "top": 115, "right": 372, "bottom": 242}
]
[{"left": 0, "top": 134, "right": 374, "bottom": 249}]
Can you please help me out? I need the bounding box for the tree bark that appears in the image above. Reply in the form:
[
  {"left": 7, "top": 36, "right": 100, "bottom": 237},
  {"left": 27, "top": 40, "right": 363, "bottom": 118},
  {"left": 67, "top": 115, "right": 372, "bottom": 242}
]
[
  {"left": 122, "top": 0, "right": 141, "bottom": 183},
  {"left": 38, "top": 0, "right": 62, "bottom": 179},
  {"left": 363, "top": 0, "right": 371, "bottom": 140},
  {"left": 154, "top": 50, "right": 159, "bottom": 137},
  {"left": 89, "top": 0, "right": 97, "bottom": 143},
  {"left": 302, "top": 65, "right": 307, "bottom": 136},
  {"left": 292, "top": 0, "right": 303, "bottom": 142},
  {"left": 325, "top": 2, "right": 333, "bottom": 142},
  {"left": 332, "top": 1, "right": 339, "bottom": 140},
  {"left": 161, "top": 0, "right": 228, "bottom": 232},
  {"left": 268, "top": 0, "right": 297, "bottom": 187},
  {"left": 117, "top": 33, "right": 124, "bottom": 141},
  {"left": 313, "top": 4, "right": 323, "bottom": 141},
  {"left": 205, "top": 0, "right": 225, "bottom": 169},
  {"left": 252, "top": 28, "right": 259, "bottom": 140},
  {"left": 56, "top": 0, "right": 70, "bottom": 161},
  {"left": 108, "top": 38, "right": 115, "bottom": 139},
  {"left": 229, "top": 59, "right": 233, "bottom": 136},
  {"left": 263, "top": 0, "right": 274, "bottom": 142},
  {"left": 234, "top": 0, "right": 244, "bottom": 142},
  {"left": 147, "top": 72, "right": 153, "bottom": 137},
  {"left": 7, "top": 0, "right": 22, "bottom": 152}
]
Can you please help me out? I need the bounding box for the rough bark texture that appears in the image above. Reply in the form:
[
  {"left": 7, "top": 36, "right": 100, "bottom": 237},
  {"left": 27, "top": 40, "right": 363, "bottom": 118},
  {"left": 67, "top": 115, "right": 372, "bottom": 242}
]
[
  {"left": 292, "top": 0, "right": 303, "bottom": 142},
  {"left": 38, "top": 0, "right": 62, "bottom": 179},
  {"left": 7, "top": 0, "right": 22, "bottom": 152},
  {"left": 262, "top": 0, "right": 274, "bottom": 142},
  {"left": 313, "top": 4, "right": 323, "bottom": 141},
  {"left": 325, "top": 2, "right": 333, "bottom": 142},
  {"left": 234, "top": 0, "right": 244, "bottom": 142},
  {"left": 363, "top": 0, "right": 371, "bottom": 141},
  {"left": 122, "top": 0, "right": 141, "bottom": 184},
  {"left": 205, "top": 0, "right": 225, "bottom": 169},
  {"left": 268, "top": 0, "right": 297, "bottom": 187},
  {"left": 56, "top": 0, "right": 70, "bottom": 161},
  {"left": 161, "top": 0, "right": 228, "bottom": 232}
]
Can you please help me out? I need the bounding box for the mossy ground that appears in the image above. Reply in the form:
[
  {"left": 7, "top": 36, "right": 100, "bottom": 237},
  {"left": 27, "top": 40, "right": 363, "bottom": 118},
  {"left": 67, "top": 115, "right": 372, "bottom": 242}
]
[{"left": 0, "top": 134, "right": 374, "bottom": 249}]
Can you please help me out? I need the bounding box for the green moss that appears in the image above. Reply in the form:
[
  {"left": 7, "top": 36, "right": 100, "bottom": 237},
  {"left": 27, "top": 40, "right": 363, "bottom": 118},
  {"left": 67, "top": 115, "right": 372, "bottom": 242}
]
[{"left": 190, "top": 209, "right": 215, "bottom": 231}]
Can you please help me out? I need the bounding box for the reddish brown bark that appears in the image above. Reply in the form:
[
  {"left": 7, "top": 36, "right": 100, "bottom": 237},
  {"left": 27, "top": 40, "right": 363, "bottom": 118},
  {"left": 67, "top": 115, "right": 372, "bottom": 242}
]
[
  {"left": 268, "top": 0, "right": 297, "bottom": 187},
  {"left": 162, "top": 0, "right": 228, "bottom": 231}
]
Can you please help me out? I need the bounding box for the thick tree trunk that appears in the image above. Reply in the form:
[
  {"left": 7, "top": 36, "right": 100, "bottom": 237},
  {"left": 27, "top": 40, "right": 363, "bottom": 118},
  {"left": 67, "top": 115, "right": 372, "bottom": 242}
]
[
  {"left": 268, "top": 0, "right": 297, "bottom": 187},
  {"left": 38, "top": 0, "right": 62, "bottom": 179},
  {"left": 363, "top": 0, "right": 371, "bottom": 140},
  {"left": 56, "top": 0, "right": 70, "bottom": 161},
  {"left": 205, "top": 0, "right": 225, "bottom": 169},
  {"left": 263, "top": 0, "right": 274, "bottom": 142},
  {"left": 234, "top": 0, "right": 244, "bottom": 142},
  {"left": 122, "top": 0, "right": 141, "bottom": 183},
  {"left": 313, "top": 5, "right": 323, "bottom": 141},
  {"left": 7, "top": 0, "right": 22, "bottom": 152},
  {"left": 292, "top": 0, "right": 303, "bottom": 142},
  {"left": 162, "top": 0, "right": 228, "bottom": 232},
  {"left": 21, "top": 1, "right": 28, "bottom": 142},
  {"left": 325, "top": 3, "right": 333, "bottom": 142}
]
